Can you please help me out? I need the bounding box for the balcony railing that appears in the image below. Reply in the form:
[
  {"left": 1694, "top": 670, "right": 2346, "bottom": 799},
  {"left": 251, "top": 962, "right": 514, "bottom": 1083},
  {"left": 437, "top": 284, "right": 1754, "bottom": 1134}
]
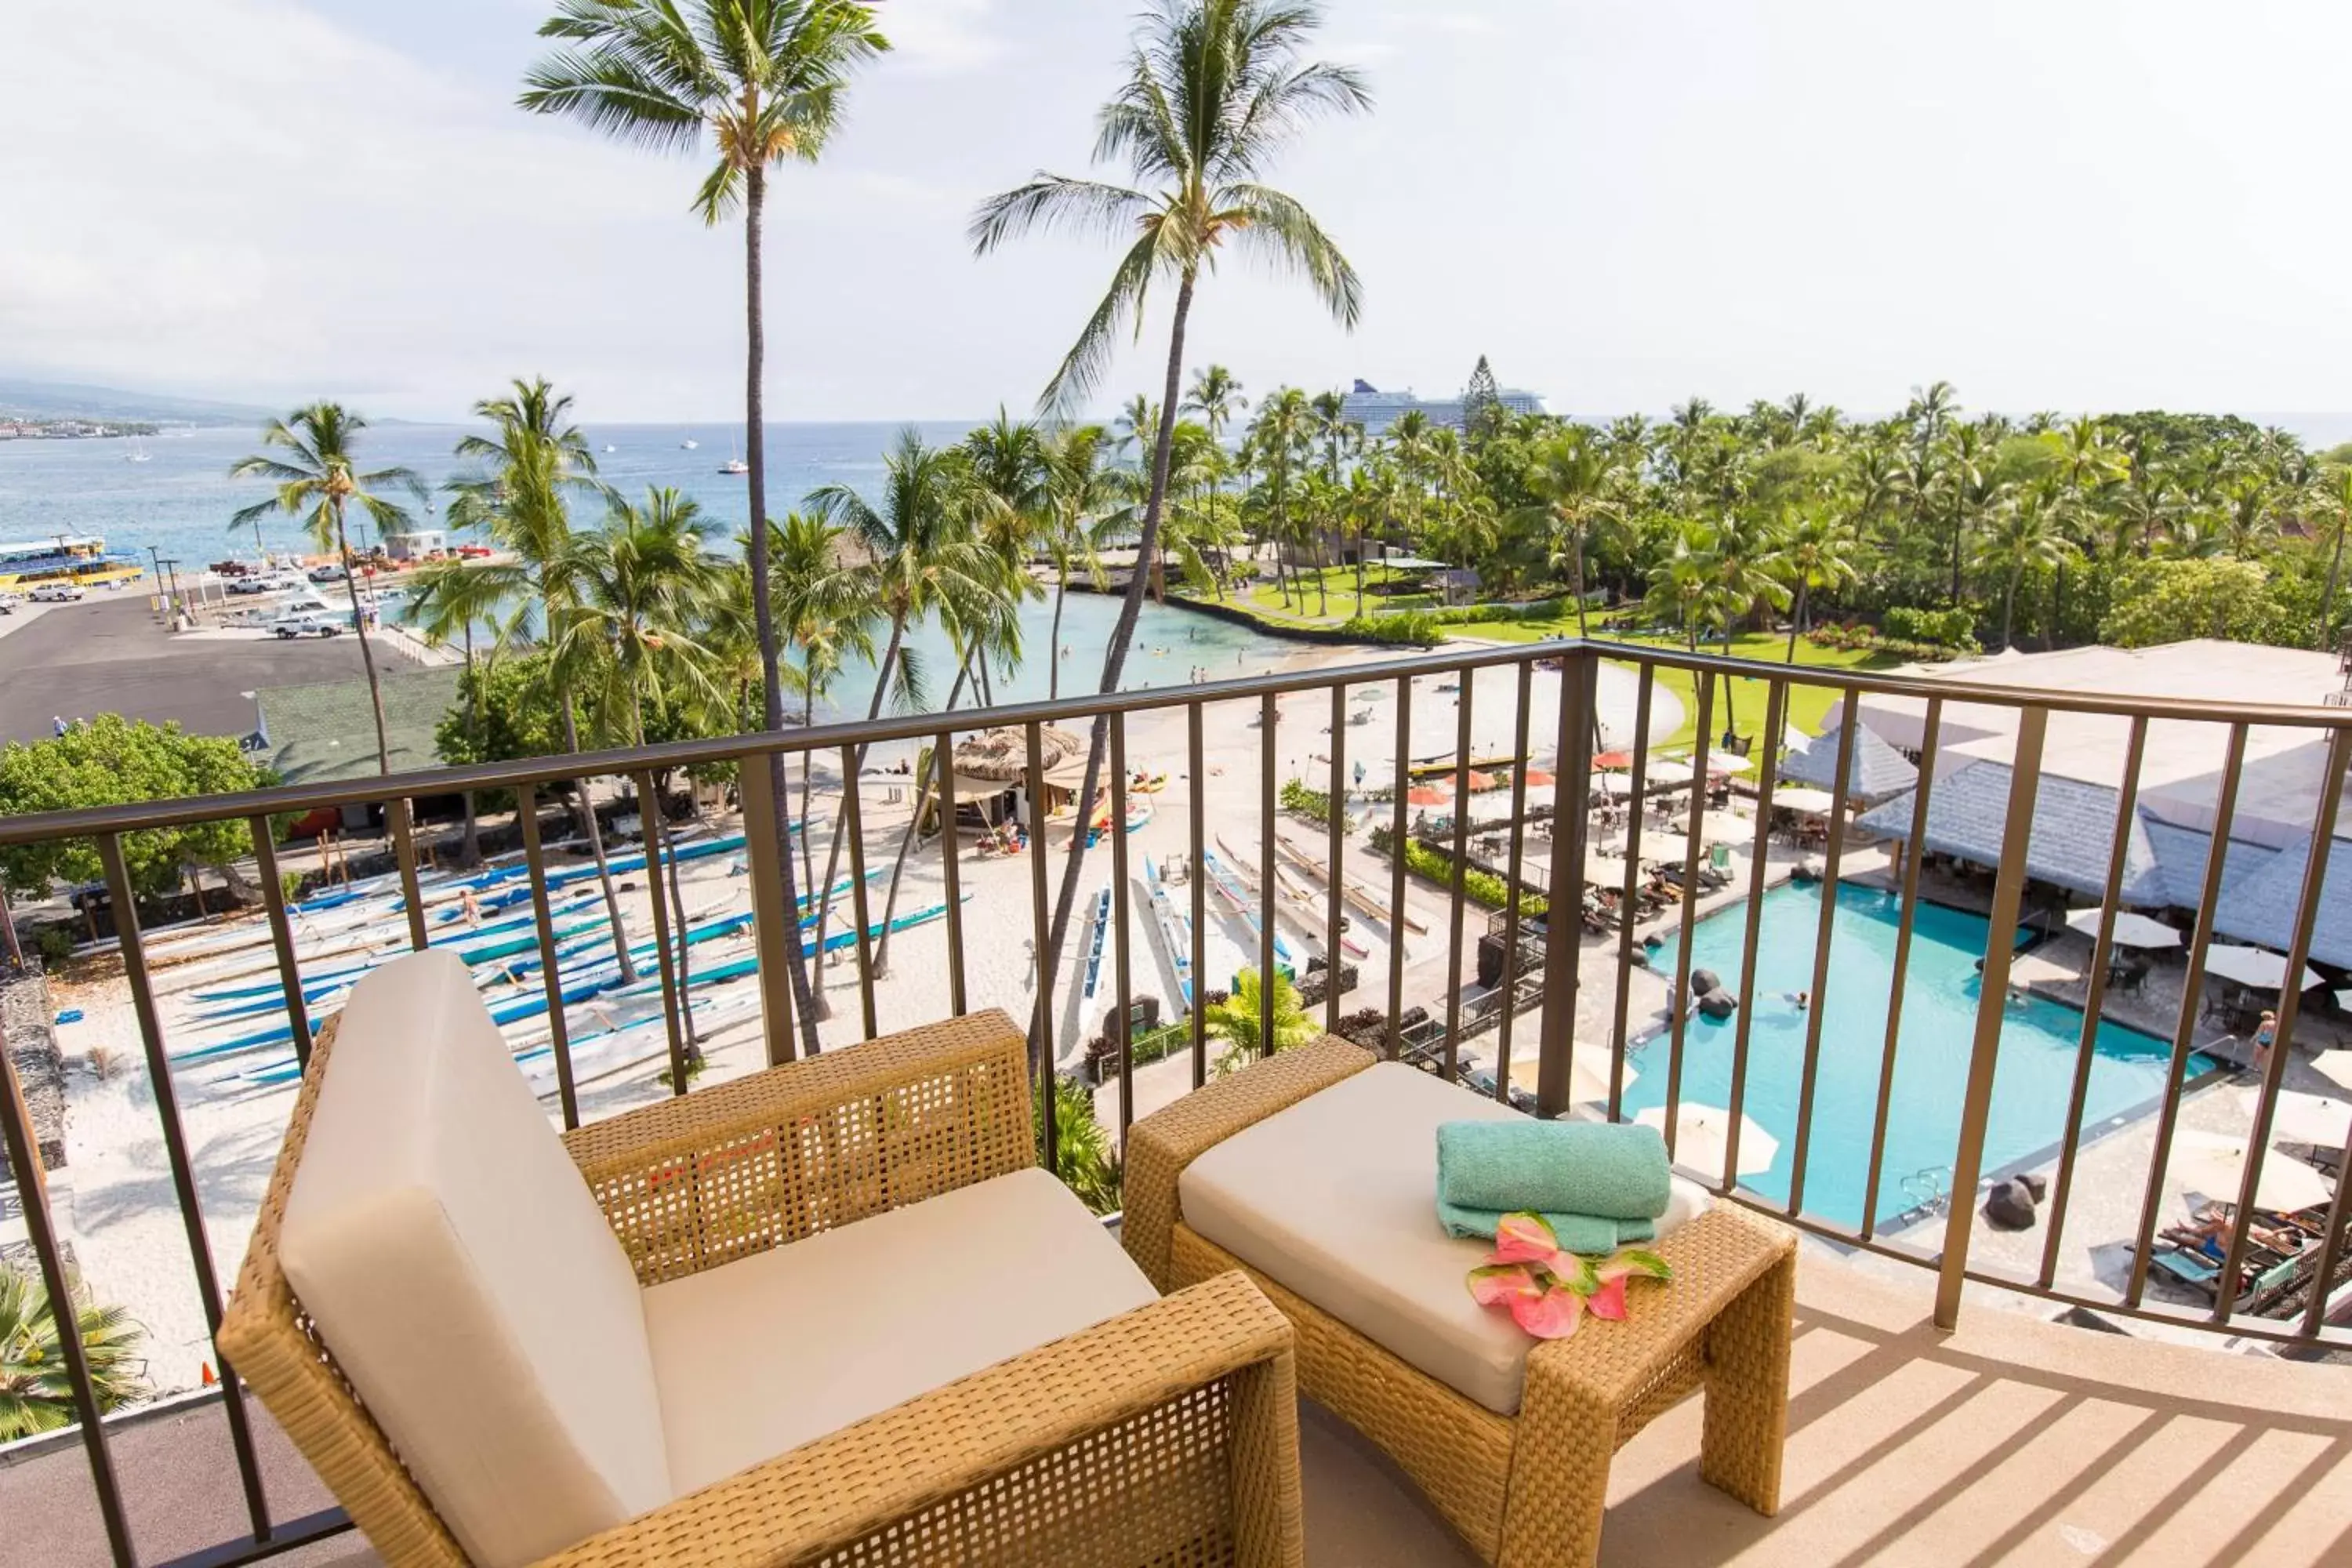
[{"left": 1, "top": 638, "right": 2347, "bottom": 1566}]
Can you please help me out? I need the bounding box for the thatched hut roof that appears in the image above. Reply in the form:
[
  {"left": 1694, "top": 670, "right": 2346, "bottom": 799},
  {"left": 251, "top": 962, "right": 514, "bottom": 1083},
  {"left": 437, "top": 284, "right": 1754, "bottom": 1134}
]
[{"left": 953, "top": 726, "right": 1085, "bottom": 784}]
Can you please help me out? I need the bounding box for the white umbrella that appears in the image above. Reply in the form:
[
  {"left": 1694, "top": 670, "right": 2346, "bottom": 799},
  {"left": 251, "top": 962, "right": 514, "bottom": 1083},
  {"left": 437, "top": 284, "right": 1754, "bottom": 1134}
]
[
  {"left": 2241, "top": 1087, "right": 2352, "bottom": 1148},
  {"left": 1646, "top": 760, "right": 1697, "bottom": 786},
  {"left": 2313, "top": 1051, "right": 2352, "bottom": 1094},
  {"left": 2064, "top": 907, "right": 2182, "bottom": 949},
  {"left": 2201, "top": 944, "right": 2322, "bottom": 993},
  {"left": 1635, "top": 1102, "right": 1777, "bottom": 1176},
  {"left": 1582, "top": 851, "right": 1632, "bottom": 886},
  {"left": 2169, "top": 1128, "right": 2333, "bottom": 1211},
  {"left": 1709, "top": 753, "right": 1758, "bottom": 775},
  {"left": 1771, "top": 787, "right": 1838, "bottom": 815},
  {"left": 1669, "top": 816, "right": 1751, "bottom": 847}
]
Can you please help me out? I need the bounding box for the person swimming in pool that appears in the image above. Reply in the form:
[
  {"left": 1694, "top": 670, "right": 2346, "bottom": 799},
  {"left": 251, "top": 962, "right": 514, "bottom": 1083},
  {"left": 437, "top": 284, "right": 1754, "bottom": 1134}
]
[{"left": 1786, "top": 990, "right": 1809, "bottom": 1011}]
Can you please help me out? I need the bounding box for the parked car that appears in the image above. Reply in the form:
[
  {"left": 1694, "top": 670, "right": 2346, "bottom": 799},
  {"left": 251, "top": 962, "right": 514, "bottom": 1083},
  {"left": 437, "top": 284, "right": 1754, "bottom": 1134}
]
[
  {"left": 211, "top": 559, "right": 256, "bottom": 577},
  {"left": 270, "top": 613, "right": 343, "bottom": 639},
  {"left": 455, "top": 543, "right": 493, "bottom": 559},
  {"left": 31, "top": 582, "right": 85, "bottom": 602},
  {"left": 226, "top": 575, "right": 276, "bottom": 595},
  {"left": 307, "top": 563, "right": 347, "bottom": 583}
]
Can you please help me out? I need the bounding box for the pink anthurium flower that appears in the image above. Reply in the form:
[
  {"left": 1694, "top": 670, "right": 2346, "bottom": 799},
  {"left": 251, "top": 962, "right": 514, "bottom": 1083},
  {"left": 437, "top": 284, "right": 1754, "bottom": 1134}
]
[
  {"left": 1509, "top": 1283, "right": 1586, "bottom": 1339},
  {"left": 1490, "top": 1210, "right": 1560, "bottom": 1265},
  {"left": 1467, "top": 1264, "right": 1542, "bottom": 1308},
  {"left": 1586, "top": 1276, "right": 1630, "bottom": 1321},
  {"left": 1595, "top": 1249, "right": 1671, "bottom": 1286}
]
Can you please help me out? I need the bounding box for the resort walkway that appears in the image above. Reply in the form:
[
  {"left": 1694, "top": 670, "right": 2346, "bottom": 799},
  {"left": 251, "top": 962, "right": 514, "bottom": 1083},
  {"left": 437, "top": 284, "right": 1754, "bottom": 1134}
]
[{"left": 8, "top": 1241, "right": 2347, "bottom": 1567}]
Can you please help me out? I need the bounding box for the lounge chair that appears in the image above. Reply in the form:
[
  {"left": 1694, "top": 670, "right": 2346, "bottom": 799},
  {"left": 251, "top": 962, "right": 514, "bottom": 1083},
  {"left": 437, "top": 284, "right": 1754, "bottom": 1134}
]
[{"left": 220, "top": 952, "right": 1303, "bottom": 1568}]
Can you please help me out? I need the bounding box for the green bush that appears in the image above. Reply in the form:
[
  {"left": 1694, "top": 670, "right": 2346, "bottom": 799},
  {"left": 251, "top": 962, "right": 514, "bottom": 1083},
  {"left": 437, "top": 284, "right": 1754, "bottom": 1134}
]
[
  {"left": 1279, "top": 778, "right": 1338, "bottom": 823},
  {"left": 1367, "top": 826, "right": 1548, "bottom": 917},
  {"left": 1425, "top": 597, "right": 1568, "bottom": 627},
  {"left": 1882, "top": 605, "right": 1980, "bottom": 652},
  {"left": 34, "top": 927, "right": 74, "bottom": 965}
]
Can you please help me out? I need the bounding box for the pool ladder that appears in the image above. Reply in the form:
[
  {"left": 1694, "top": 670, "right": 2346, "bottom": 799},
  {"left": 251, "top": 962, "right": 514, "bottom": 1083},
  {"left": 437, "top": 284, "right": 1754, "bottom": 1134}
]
[{"left": 1899, "top": 1165, "right": 1952, "bottom": 1217}]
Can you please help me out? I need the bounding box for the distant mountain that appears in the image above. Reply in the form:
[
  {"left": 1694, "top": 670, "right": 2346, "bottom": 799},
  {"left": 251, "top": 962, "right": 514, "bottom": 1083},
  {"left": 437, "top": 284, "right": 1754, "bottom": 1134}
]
[{"left": 0, "top": 376, "right": 278, "bottom": 426}]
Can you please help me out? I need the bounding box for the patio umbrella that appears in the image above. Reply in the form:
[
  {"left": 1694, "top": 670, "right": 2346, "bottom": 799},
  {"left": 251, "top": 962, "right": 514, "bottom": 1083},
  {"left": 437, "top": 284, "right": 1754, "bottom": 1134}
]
[
  {"left": 1406, "top": 785, "right": 1450, "bottom": 808},
  {"left": 1708, "top": 753, "right": 1758, "bottom": 775},
  {"left": 2240, "top": 1087, "right": 2352, "bottom": 1148},
  {"left": 1646, "top": 760, "right": 1697, "bottom": 786},
  {"left": 1635, "top": 1103, "right": 1777, "bottom": 1175},
  {"left": 1593, "top": 750, "right": 1635, "bottom": 770},
  {"left": 1771, "top": 787, "right": 1839, "bottom": 815},
  {"left": 2063, "top": 908, "right": 2182, "bottom": 949},
  {"left": 2168, "top": 1128, "right": 2333, "bottom": 1211},
  {"left": 2313, "top": 1050, "right": 2352, "bottom": 1094},
  {"left": 1522, "top": 768, "right": 1555, "bottom": 788},
  {"left": 1669, "top": 816, "right": 1751, "bottom": 847},
  {"left": 1464, "top": 769, "right": 1499, "bottom": 792},
  {"left": 2201, "top": 944, "right": 2322, "bottom": 993}
]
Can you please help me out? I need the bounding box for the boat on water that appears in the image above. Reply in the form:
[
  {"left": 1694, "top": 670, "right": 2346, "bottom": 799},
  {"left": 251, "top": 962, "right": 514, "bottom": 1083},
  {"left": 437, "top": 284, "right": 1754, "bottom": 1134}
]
[
  {"left": 1140, "top": 860, "right": 1195, "bottom": 1008},
  {"left": 601, "top": 443, "right": 617, "bottom": 453},
  {"left": 0, "top": 534, "right": 144, "bottom": 592},
  {"left": 680, "top": 437, "right": 699, "bottom": 450}
]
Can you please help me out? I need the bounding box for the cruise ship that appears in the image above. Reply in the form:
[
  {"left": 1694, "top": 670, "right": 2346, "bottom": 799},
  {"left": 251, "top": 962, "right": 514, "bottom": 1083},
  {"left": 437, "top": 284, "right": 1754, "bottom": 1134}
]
[
  {"left": 0, "top": 535, "right": 146, "bottom": 591},
  {"left": 1338, "top": 379, "right": 1547, "bottom": 437}
]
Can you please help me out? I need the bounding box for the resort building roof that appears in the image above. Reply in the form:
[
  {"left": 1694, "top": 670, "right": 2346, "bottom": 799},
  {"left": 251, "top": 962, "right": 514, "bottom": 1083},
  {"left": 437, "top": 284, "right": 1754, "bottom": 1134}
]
[
  {"left": 253, "top": 666, "right": 461, "bottom": 786},
  {"left": 1779, "top": 725, "right": 1918, "bottom": 804},
  {"left": 1825, "top": 640, "right": 2352, "bottom": 851}
]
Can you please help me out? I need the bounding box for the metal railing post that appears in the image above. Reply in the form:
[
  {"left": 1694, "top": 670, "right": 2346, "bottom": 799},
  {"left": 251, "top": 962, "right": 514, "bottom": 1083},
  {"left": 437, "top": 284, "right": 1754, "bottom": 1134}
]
[
  {"left": 1537, "top": 651, "right": 1595, "bottom": 1117},
  {"left": 1934, "top": 706, "right": 2046, "bottom": 1330}
]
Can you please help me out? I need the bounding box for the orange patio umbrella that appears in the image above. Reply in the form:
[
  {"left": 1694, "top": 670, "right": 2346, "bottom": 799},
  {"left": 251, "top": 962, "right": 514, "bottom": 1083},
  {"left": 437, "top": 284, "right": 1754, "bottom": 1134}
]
[{"left": 1406, "top": 784, "right": 1451, "bottom": 807}]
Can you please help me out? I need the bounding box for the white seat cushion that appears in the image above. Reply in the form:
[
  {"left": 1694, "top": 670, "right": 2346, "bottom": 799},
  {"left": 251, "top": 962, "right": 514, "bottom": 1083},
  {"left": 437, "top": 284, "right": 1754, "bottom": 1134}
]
[
  {"left": 1178, "top": 1062, "right": 1708, "bottom": 1416},
  {"left": 646, "top": 1166, "right": 1159, "bottom": 1494},
  {"left": 278, "top": 952, "right": 671, "bottom": 1568}
]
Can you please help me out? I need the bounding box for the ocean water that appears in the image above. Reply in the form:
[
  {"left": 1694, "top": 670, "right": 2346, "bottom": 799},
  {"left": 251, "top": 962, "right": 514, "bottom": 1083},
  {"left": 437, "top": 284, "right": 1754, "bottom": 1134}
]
[
  {"left": 0, "top": 420, "right": 1306, "bottom": 719},
  {"left": 1635, "top": 880, "right": 2202, "bottom": 1230}
]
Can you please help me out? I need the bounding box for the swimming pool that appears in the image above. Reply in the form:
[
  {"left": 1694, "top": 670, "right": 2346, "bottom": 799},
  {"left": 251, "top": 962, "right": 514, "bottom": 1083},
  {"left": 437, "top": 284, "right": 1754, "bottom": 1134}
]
[{"left": 1634, "top": 881, "right": 2203, "bottom": 1231}]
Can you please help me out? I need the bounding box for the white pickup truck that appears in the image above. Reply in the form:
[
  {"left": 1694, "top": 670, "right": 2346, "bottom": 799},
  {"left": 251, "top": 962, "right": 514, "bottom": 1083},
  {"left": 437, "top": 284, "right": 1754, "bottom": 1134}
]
[{"left": 270, "top": 612, "right": 344, "bottom": 639}]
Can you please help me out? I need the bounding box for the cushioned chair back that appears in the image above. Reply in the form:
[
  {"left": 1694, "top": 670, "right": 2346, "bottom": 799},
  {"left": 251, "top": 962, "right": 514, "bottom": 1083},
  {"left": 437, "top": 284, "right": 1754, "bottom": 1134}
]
[{"left": 271, "top": 951, "right": 672, "bottom": 1568}]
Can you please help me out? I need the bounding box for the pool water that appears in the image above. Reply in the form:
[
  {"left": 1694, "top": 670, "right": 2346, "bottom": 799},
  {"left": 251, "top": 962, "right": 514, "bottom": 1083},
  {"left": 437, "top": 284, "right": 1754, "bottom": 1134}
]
[{"left": 1633, "top": 881, "right": 2201, "bottom": 1230}]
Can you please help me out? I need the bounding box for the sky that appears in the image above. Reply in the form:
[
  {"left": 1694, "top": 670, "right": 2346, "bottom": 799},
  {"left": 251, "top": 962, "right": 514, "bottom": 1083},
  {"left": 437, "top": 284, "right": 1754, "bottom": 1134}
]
[{"left": 5, "top": 0, "right": 2352, "bottom": 426}]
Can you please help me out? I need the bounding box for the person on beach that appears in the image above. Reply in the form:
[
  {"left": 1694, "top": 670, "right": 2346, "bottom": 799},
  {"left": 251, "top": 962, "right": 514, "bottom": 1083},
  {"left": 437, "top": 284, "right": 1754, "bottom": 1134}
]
[{"left": 2253, "top": 1010, "right": 2278, "bottom": 1073}]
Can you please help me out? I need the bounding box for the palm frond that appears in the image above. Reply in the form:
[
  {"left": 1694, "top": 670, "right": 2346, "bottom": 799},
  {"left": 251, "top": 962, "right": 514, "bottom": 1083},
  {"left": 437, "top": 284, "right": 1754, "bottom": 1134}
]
[
  {"left": 968, "top": 175, "right": 1156, "bottom": 256},
  {"left": 1218, "top": 181, "right": 1361, "bottom": 328},
  {"left": 1038, "top": 227, "right": 1167, "bottom": 418}
]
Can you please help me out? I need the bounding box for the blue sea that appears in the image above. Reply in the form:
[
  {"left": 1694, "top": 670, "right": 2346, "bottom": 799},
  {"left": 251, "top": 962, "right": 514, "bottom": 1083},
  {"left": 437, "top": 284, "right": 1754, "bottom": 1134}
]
[{"left": 0, "top": 420, "right": 1305, "bottom": 720}]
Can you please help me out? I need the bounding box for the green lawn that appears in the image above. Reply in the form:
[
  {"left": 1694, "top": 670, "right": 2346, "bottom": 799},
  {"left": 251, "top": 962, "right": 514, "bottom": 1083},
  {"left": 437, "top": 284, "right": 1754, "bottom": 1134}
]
[
  {"left": 1454, "top": 622, "right": 1896, "bottom": 744},
  {"left": 1242, "top": 564, "right": 1436, "bottom": 624}
]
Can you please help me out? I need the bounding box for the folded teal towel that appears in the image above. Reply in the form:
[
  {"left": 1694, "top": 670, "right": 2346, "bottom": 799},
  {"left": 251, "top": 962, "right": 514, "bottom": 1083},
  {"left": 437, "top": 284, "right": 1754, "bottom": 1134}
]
[
  {"left": 1436, "top": 1120, "right": 1670, "bottom": 1221},
  {"left": 1435, "top": 1198, "right": 1656, "bottom": 1255}
]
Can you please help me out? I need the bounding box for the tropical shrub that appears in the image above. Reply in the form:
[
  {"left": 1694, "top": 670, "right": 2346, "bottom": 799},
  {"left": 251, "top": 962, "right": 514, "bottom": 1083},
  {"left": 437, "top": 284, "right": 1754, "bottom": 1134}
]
[
  {"left": 2099, "top": 558, "right": 2307, "bottom": 648},
  {"left": 1882, "top": 604, "right": 1981, "bottom": 652},
  {"left": 1368, "top": 826, "right": 1548, "bottom": 917},
  {"left": 0, "top": 1267, "right": 145, "bottom": 1439},
  {"left": 1206, "top": 967, "right": 1319, "bottom": 1077},
  {"left": 1279, "top": 778, "right": 1338, "bottom": 823},
  {"left": 0, "top": 717, "right": 274, "bottom": 902},
  {"left": 1039, "top": 1074, "right": 1120, "bottom": 1215},
  {"left": 1334, "top": 611, "right": 1443, "bottom": 646}
]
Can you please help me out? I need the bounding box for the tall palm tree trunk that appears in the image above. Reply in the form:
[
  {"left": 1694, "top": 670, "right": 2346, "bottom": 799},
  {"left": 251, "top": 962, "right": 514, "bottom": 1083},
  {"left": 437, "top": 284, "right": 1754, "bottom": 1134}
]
[
  {"left": 2321, "top": 521, "right": 2349, "bottom": 652},
  {"left": 1785, "top": 583, "right": 1807, "bottom": 663},
  {"left": 740, "top": 161, "right": 821, "bottom": 1059},
  {"left": 459, "top": 626, "right": 481, "bottom": 866},
  {"left": 1570, "top": 530, "right": 1591, "bottom": 637},
  {"left": 2001, "top": 566, "right": 2021, "bottom": 651},
  {"left": 1033, "top": 270, "right": 1197, "bottom": 1072},
  {"left": 333, "top": 506, "right": 394, "bottom": 774},
  {"left": 561, "top": 695, "right": 637, "bottom": 985}
]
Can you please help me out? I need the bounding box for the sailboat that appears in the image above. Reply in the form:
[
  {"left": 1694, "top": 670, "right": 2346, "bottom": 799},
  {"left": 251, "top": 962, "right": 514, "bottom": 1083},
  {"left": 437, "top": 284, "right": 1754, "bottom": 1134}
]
[
  {"left": 125, "top": 438, "right": 151, "bottom": 463},
  {"left": 680, "top": 437, "right": 699, "bottom": 450},
  {"left": 720, "top": 434, "right": 748, "bottom": 475}
]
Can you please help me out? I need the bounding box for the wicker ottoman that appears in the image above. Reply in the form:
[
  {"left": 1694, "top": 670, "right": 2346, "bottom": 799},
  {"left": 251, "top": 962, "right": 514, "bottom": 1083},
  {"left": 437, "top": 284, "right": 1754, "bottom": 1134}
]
[{"left": 1123, "top": 1037, "right": 1796, "bottom": 1567}]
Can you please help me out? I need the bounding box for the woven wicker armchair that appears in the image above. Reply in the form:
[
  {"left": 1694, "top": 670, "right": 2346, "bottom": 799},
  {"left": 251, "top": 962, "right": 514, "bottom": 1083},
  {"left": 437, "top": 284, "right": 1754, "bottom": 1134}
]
[
  {"left": 221, "top": 1000, "right": 1304, "bottom": 1568},
  {"left": 1123, "top": 1036, "right": 1795, "bottom": 1568}
]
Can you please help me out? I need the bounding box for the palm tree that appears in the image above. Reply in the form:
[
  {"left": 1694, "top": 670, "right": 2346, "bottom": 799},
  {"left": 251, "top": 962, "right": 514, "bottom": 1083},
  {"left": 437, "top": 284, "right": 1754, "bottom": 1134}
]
[
  {"left": 971, "top": 0, "right": 1369, "bottom": 1062},
  {"left": 442, "top": 378, "right": 641, "bottom": 982},
  {"left": 553, "top": 488, "right": 726, "bottom": 1056},
  {"left": 0, "top": 1269, "right": 144, "bottom": 1440},
  {"left": 1038, "top": 425, "right": 1123, "bottom": 697},
  {"left": 1777, "top": 509, "right": 1859, "bottom": 660},
  {"left": 1513, "top": 426, "right": 1624, "bottom": 635},
  {"left": 764, "top": 511, "right": 876, "bottom": 900},
  {"left": 1972, "top": 487, "right": 2065, "bottom": 651},
  {"left": 2317, "top": 465, "right": 2352, "bottom": 650},
  {"left": 403, "top": 556, "right": 508, "bottom": 862},
  {"left": 230, "top": 405, "right": 426, "bottom": 774},
  {"left": 1184, "top": 364, "right": 1247, "bottom": 441},
  {"left": 1206, "top": 966, "right": 1316, "bottom": 1076},
  {"left": 1697, "top": 514, "right": 1790, "bottom": 738},
  {"left": 523, "top": 0, "right": 888, "bottom": 1059},
  {"left": 801, "top": 431, "right": 998, "bottom": 1004},
  {"left": 1251, "top": 388, "right": 1314, "bottom": 604}
]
